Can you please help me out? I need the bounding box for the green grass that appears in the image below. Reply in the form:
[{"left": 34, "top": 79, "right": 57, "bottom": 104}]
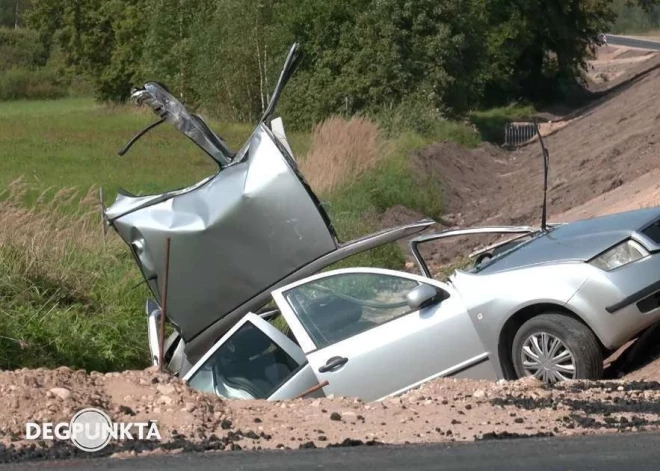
[
  {"left": 0, "top": 97, "right": 478, "bottom": 372},
  {"left": 470, "top": 104, "right": 536, "bottom": 143},
  {"left": 0, "top": 98, "right": 310, "bottom": 203}
]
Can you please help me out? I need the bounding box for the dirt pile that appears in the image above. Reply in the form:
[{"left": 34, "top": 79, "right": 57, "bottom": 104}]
[
  {"left": 411, "top": 141, "right": 511, "bottom": 228},
  {"left": 3, "top": 367, "right": 660, "bottom": 462},
  {"left": 425, "top": 63, "right": 660, "bottom": 228},
  {"left": 407, "top": 63, "right": 660, "bottom": 267},
  {"left": 587, "top": 44, "right": 657, "bottom": 85}
]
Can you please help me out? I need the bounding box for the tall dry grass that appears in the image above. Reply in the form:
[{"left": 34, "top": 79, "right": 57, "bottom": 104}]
[
  {"left": 0, "top": 178, "right": 122, "bottom": 300},
  {"left": 0, "top": 178, "right": 146, "bottom": 371},
  {"left": 299, "top": 116, "right": 391, "bottom": 196}
]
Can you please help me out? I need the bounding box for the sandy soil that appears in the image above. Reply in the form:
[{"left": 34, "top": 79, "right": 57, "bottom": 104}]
[
  {"left": 3, "top": 367, "right": 660, "bottom": 462},
  {"left": 587, "top": 44, "right": 656, "bottom": 84},
  {"left": 406, "top": 50, "right": 660, "bottom": 266}
]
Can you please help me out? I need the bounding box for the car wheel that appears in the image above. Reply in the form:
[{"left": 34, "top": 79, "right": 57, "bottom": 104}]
[{"left": 512, "top": 313, "right": 603, "bottom": 384}]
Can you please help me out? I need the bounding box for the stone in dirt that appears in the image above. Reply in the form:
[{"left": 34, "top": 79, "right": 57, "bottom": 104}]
[{"left": 48, "top": 387, "right": 72, "bottom": 401}]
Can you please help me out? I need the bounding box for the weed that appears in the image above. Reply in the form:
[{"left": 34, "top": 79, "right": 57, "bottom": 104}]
[{"left": 299, "top": 116, "right": 390, "bottom": 197}]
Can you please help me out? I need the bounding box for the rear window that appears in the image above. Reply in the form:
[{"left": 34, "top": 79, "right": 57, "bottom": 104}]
[{"left": 188, "top": 322, "right": 300, "bottom": 399}]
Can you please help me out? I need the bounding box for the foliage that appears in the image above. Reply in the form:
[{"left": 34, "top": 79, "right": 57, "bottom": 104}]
[
  {"left": 0, "top": 26, "right": 45, "bottom": 70},
  {"left": 0, "top": 67, "right": 67, "bottom": 100},
  {"left": 470, "top": 104, "right": 537, "bottom": 143},
  {"left": 18, "top": 0, "right": 659, "bottom": 126},
  {"left": 0, "top": 179, "right": 147, "bottom": 370},
  {"left": 0, "top": 0, "right": 31, "bottom": 28},
  {"left": 611, "top": 0, "right": 660, "bottom": 33}
]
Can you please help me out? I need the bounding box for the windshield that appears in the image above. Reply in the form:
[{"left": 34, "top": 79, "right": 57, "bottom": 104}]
[{"left": 470, "top": 230, "right": 548, "bottom": 273}]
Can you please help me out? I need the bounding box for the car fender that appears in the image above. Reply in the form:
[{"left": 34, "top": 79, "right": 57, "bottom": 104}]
[{"left": 451, "top": 262, "right": 592, "bottom": 377}]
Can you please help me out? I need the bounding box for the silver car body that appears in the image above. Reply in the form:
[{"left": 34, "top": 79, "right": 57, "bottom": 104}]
[
  {"left": 106, "top": 43, "right": 660, "bottom": 402},
  {"left": 182, "top": 208, "right": 660, "bottom": 401},
  {"left": 183, "top": 267, "right": 496, "bottom": 402}
]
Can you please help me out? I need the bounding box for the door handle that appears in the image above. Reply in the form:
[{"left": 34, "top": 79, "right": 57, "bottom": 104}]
[{"left": 318, "top": 356, "right": 348, "bottom": 373}]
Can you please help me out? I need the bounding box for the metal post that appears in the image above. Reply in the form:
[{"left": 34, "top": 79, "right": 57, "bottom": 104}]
[
  {"left": 158, "top": 237, "right": 172, "bottom": 371},
  {"left": 99, "top": 188, "right": 106, "bottom": 248}
]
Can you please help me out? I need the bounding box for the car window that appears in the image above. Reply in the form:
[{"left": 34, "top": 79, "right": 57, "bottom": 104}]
[
  {"left": 187, "top": 321, "right": 301, "bottom": 399},
  {"left": 283, "top": 272, "right": 420, "bottom": 349}
]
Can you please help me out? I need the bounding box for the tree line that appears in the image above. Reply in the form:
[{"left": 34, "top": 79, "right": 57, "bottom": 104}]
[{"left": 2, "top": 0, "right": 659, "bottom": 129}]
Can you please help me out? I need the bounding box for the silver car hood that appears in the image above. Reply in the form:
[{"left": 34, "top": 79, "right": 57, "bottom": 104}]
[
  {"left": 477, "top": 207, "right": 660, "bottom": 274},
  {"left": 106, "top": 122, "right": 339, "bottom": 341}
]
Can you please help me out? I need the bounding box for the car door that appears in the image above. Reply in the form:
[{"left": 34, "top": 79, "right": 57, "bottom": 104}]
[
  {"left": 182, "top": 313, "right": 323, "bottom": 400},
  {"left": 272, "top": 268, "right": 493, "bottom": 402}
]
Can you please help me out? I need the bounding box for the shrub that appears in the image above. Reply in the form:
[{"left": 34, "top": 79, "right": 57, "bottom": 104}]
[
  {"left": 0, "top": 67, "right": 68, "bottom": 101},
  {"left": 0, "top": 27, "right": 46, "bottom": 71},
  {"left": 299, "top": 116, "right": 390, "bottom": 197}
]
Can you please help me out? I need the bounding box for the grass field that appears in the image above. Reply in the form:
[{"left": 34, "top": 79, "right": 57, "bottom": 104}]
[
  {"left": 0, "top": 97, "right": 476, "bottom": 372},
  {"left": 0, "top": 98, "right": 311, "bottom": 203}
]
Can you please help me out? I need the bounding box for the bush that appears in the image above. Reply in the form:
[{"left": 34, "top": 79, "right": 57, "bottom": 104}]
[
  {"left": 0, "top": 67, "right": 68, "bottom": 101},
  {"left": 0, "top": 27, "right": 46, "bottom": 71},
  {"left": 299, "top": 116, "right": 390, "bottom": 197}
]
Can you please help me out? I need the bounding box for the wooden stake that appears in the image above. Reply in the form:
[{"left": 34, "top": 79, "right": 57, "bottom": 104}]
[
  {"left": 293, "top": 380, "right": 329, "bottom": 400},
  {"left": 158, "top": 237, "right": 172, "bottom": 371},
  {"left": 99, "top": 188, "right": 106, "bottom": 248}
]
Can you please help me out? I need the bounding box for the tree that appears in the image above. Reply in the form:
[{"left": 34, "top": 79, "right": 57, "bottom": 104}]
[
  {"left": 0, "top": 0, "right": 32, "bottom": 28},
  {"left": 27, "top": 0, "right": 147, "bottom": 101},
  {"left": 21, "top": 0, "right": 660, "bottom": 123}
]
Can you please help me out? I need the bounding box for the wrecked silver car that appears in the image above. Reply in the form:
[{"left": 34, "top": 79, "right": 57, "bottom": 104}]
[
  {"left": 179, "top": 210, "right": 660, "bottom": 402},
  {"left": 107, "top": 43, "right": 660, "bottom": 402},
  {"left": 104, "top": 44, "right": 433, "bottom": 377}
]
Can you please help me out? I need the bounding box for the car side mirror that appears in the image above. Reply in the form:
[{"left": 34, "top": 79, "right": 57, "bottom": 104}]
[{"left": 406, "top": 284, "right": 445, "bottom": 311}]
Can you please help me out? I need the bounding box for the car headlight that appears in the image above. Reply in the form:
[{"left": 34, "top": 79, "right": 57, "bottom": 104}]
[{"left": 590, "top": 239, "right": 649, "bottom": 271}]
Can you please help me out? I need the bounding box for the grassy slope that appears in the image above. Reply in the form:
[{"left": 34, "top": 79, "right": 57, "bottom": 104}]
[{"left": 0, "top": 98, "right": 477, "bottom": 371}]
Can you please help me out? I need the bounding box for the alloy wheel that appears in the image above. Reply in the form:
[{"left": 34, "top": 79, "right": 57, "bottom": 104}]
[{"left": 520, "top": 332, "right": 576, "bottom": 384}]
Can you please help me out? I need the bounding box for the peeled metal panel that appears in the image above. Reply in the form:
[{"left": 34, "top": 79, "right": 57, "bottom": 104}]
[{"left": 107, "top": 124, "right": 338, "bottom": 341}]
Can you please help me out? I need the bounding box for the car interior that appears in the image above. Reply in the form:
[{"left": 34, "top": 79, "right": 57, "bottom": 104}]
[
  {"left": 286, "top": 292, "right": 381, "bottom": 348},
  {"left": 205, "top": 321, "right": 301, "bottom": 399}
]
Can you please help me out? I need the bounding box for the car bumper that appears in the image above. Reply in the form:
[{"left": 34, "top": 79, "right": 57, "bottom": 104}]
[{"left": 568, "top": 253, "right": 660, "bottom": 349}]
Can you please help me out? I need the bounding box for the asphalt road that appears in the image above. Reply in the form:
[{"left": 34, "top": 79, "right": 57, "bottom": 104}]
[
  {"left": 607, "top": 34, "right": 660, "bottom": 50},
  {"left": 4, "top": 432, "right": 660, "bottom": 471}
]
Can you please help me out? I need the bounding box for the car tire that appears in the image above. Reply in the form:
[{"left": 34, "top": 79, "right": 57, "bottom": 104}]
[{"left": 512, "top": 313, "right": 603, "bottom": 384}]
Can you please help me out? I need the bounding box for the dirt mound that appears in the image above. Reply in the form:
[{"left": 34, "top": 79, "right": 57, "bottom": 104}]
[
  {"left": 378, "top": 205, "right": 426, "bottom": 229},
  {"left": 4, "top": 367, "right": 660, "bottom": 462},
  {"left": 411, "top": 141, "right": 511, "bottom": 227},
  {"left": 410, "top": 66, "right": 660, "bottom": 265},
  {"left": 0, "top": 368, "right": 226, "bottom": 456}
]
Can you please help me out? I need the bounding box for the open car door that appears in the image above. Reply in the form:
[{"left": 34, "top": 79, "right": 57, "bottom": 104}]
[
  {"left": 271, "top": 268, "right": 496, "bottom": 402},
  {"left": 182, "top": 313, "right": 323, "bottom": 400}
]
